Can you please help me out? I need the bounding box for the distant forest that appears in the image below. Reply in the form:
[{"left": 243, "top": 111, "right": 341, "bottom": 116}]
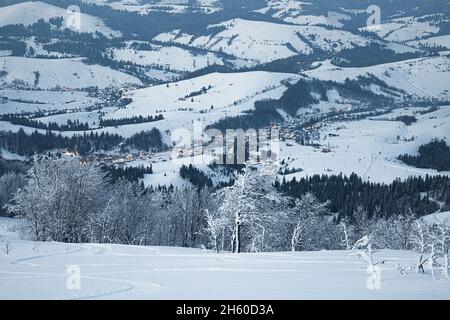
[
  {"left": 0, "top": 128, "right": 167, "bottom": 156},
  {"left": 399, "top": 139, "right": 450, "bottom": 172}
]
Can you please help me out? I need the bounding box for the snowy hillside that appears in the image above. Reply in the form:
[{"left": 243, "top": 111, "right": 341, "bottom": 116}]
[
  {"left": 280, "top": 105, "right": 450, "bottom": 184},
  {"left": 104, "top": 71, "right": 300, "bottom": 132},
  {"left": 0, "top": 57, "right": 141, "bottom": 89},
  {"left": 2, "top": 0, "right": 450, "bottom": 301},
  {"left": 407, "top": 35, "right": 450, "bottom": 50},
  {"left": 81, "top": 0, "right": 222, "bottom": 14},
  {"left": 154, "top": 18, "right": 371, "bottom": 64},
  {"left": 421, "top": 211, "right": 450, "bottom": 226},
  {"left": 255, "top": 0, "right": 351, "bottom": 28},
  {"left": 304, "top": 56, "right": 450, "bottom": 100},
  {"left": 0, "top": 218, "right": 449, "bottom": 299},
  {"left": 108, "top": 42, "right": 223, "bottom": 73},
  {"left": 0, "top": 89, "right": 101, "bottom": 115},
  {"left": 0, "top": 1, "right": 121, "bottom": 37},
  {"left": 360, "top": 16, "right": 440, "bottom": 43}
]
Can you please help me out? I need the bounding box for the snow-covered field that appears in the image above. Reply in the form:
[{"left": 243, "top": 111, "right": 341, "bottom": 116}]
[
  {"left": 304, "top": 56, "right": 450, "bottom": 100},
  {"left": 108, "top": 43, "right": 223, "bottom": 72},
  {"left": 154, "top": 18, "right": 370, "bottom": 64},
  {"left": 0, "top": 57, "right": 141, "bottom": 90},
  {"left": 0, "top": 218, "right": 449, "bottom": 300},
  {"left": 104, "top": 71, "right": 300, "bottom": 133},
  {"left": 82, "top": 0, "right": 222, "bottom": 14},
  {"left": 360, "top": 17, "right": 440, "bottom": 43},
  {"left": 255, "top": 0, "right": 351, "bottom": 28},
  {"left": 0, "top": 89, "right": 101, "bottom": 115},
  {"left": 280, "top": 106, "right": 450, "bottom": 184},
  {"left": 407, "top": 35, "right": 450, "bottom": 50},
  {"left": 0, "top": 1, "right": 120, "bottom": 38}
]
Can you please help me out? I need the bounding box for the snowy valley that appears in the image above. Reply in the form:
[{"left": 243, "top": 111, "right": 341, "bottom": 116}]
[{"left": 1, "top": 0, "right": 450, "bottom": 300}]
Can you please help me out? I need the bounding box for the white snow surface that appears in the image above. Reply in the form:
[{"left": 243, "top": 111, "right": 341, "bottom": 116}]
[
  {"left": 81, "top": 0, "right": 222, "bottom": 14},
  {"left": 304, "top": 56, "right": 450, "bottom": 100},
  {"left": 0, "top": 1, "right": 121, "bottom": 38},
  {"left": 361, "top": 17, "right": 440, "bottom": 43},
  {"left": 280, "top": 106, "right": 450, "bottom": 184},
  {"left": 421, "top": 211, "right": 450, "bottom": 226},
  {"left": 0, "top": 57, "right": 142, "bottom": 89},
  {"left": 0, "top": 89, "right": 101, "bottom": 115},
  {"left": 103, "top": 71, "right": 300, "bottom": 133},
  {"left": 109, "top": 43, "right": 223, "bottom": 72},
  {"left": 154, "top": 18, "right": 370, "bottom": 64},
  {"left": 0, "top": 218, "right": 449, "bottom": 299}
]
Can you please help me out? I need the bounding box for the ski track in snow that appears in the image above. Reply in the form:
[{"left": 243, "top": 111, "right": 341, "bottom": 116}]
[
  {"left": 4, "top": 242, "right": 165, "bottom": 299},
  {"left": 1, "top": 238, "right": 450, "bottom": 299}
]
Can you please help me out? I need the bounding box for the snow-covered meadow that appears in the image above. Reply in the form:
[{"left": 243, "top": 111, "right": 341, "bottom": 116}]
[
  {"left": 0, "top": 218, "right": 449, "bottom": 300},
  {"left": 280, "top": 105, "right": 450, "bottom": 184}
]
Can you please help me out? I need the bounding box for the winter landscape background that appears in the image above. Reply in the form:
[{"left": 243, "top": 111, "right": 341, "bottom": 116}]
[{"left": 1, "top": 0, "right": 450, "bottom": 299}]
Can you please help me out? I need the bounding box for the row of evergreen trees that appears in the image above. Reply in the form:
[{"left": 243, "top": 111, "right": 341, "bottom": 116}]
[
  {"left": 103, "top": 165, "right": 153, "bottom": 183},
  {"left": 398, "top": 139, "right": 450, "bottom": 172},
  {"left": 277, "top": 173, "right": 449, "bottom": 220},
  {"left": 125, "top": 128, "right": 167, "bottom": 152},
  {"left": 0, "top": 128, "right": 166, "bottom": 156},
  {"left": 180, "top": 164, "right": 213, "bottom": 189},
  {"left": 1, "top": 115, "right": 90, "bottom": 131},
  {"left": 99, "top": 114, "right": 164, "bottom": 127}
]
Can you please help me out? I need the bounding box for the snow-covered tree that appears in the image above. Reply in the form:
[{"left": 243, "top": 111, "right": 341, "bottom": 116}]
[
  {"left": 166, "top": 186, "right": 213, "bottom": 248},
  {"left": 289, "top": 193, "right": 329, "bottom": 252},
  {"left": 352, "top": 234, "right": 383, "bottom": 289},
  {"left": 214, "top": 163, "right": 284, "bottom": 253},
  {"left": 429, "top": 219, "right": 450, "bottom": 279},
  {"left": 204, "top": 209, "right": 227, "bottom": 252},
  {"left": 0, "top": 172, "right": 26, "bottom": 216},
  {"left": 409, "top": 222, "right": 430, "bottom": 273},
  {"left": 373, "top": 215, "right": 413, "bottom": 250},
  {"left": 1, "top": 236, "right": 11, "bottom": 255},
  {"left": 8, "top": 157, "right": 105, "bottom": 242},
  {"left": 339, "top": 216, "right": 353, "bottom": 250}
]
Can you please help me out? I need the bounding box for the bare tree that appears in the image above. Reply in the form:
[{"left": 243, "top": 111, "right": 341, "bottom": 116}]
[
  {"left": 1, "top": 236, "right": 11, "bottom": 255},
  {"left": 289, "top": 193, "right": 329, "bottom": 252},
  {"left": 339, "top": 216, "right": 352, "bottom": 250},
  {"left": 0, "top": 172, "right": 26, "bottom": 216},
  {"left": 214, "top": 163, "right": 282, "bottom": 253},
  {"left": 8, "top": 157, "right": 105, "bottom": 242},
  {"left": 409, "top": 222, "right": 430, "bottom": 273},
  {"left": 204, "top": 209, "right": 227, "bottom": 253},
  {"left": 351, "top": 234, "right": 384, "bottom": 289},
  {"left": 430, "top": 219, "right": 450, "bottom": 279}
]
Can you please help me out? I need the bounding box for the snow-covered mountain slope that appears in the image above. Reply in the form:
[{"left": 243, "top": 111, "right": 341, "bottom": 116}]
[
  {"left": 108, "top": 42, "right": 223, "bottom": 72},
  {"left": 0, "top": 1, "right": 121, "bottom": 38},
  {"left": 0, "top": 89, "right": 101, "bottom": 115},
  {"left": 360, "top": 16, "right": 440, "bottom": 43},
  {"left": 280, "top": 106, "right": 450, "bottom": 184},
  {"left": 304, "top": 56, "right": 450, "bottom": 100},
  {"left": 255, "top": 0, "right": 351, "bottom": 28},
  {"left": 103, "top": 71, "right": 300, "bottom": 132},
  {"left": 0, "top": 71, "right": 298, "bottom": 139},
  {"left": 82, "top": 0, "right": 222, "bottom": 14},
  {"left": 421, "top": 211, "right": 450, "bottom": 225},
  {"left": 154, "top": 18, "right": 371, "bottom": 64},
  {"left": 0, "top": 57, "right": 141, "bottom": 89},
  {"left": 0, "top": 218, "right": 448, "bottom": 299},
  {"left": 407, "top": 35, "right": 450, "bottom": 50}
]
